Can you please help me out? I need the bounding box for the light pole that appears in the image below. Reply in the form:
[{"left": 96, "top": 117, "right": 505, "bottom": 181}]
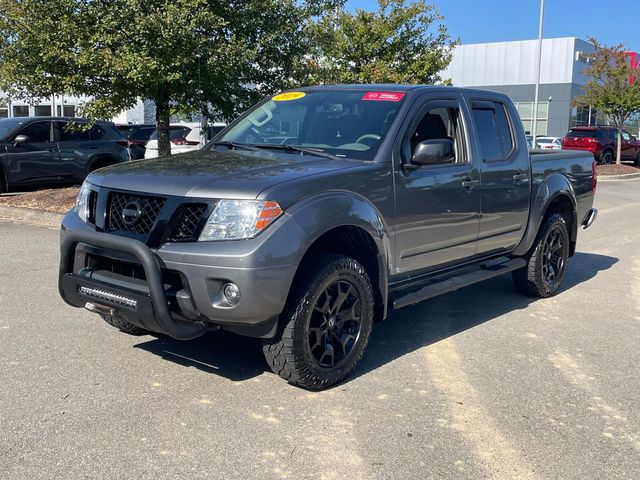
[{"left": 531, "top": 0, "right": 545, "bottom": 147}]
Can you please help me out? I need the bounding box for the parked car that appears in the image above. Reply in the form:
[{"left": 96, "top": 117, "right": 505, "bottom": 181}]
[
  {"left": 59, "top": 85, "right": 597, "bottom": 389},
  {"left": 562, "top": 126, "right": 640, "bottom": 165},
  {"left": 535, "top": 136, "right": 562, "bottom": 150},
  {"left": 0, "top": 117, "right": 129, "bottom": 194},
  {"left": 115, "top": 124, "right": 156, "bottom": 160},
  {"left": 144, "top": 122, "right": 227, "bottom": 159}
]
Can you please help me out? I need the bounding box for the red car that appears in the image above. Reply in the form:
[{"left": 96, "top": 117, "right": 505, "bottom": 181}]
[{"left": 562, "top": 126, "right": 640, "bottom": 165}]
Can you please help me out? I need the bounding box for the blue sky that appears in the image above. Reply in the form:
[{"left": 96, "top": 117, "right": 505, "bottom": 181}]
[{"left": 347, "top": 0, "right": 640, "bottom": 49}]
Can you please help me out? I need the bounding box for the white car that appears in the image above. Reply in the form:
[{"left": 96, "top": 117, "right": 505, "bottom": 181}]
[
  {"left": 144, "top": 122, "right": 227, "bottom": 159},
  {"left": 534, "top": 137, "right": 562, "bottom": 150}
]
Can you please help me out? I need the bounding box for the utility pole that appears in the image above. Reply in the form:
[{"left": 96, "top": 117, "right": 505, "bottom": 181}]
[{"left": 531, "top": 0, "right": 545, "bottom": 147}]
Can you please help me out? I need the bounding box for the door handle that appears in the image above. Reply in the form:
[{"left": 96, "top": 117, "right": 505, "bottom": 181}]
[
  {"left": 513, "top": 173, "right": 529, "bottom": 183},
  {"left": 47, "top": 148, "right": 57, "bottom": 152},
  {"left": 461, "top": 178, "right": 480, "bottom": 192}
]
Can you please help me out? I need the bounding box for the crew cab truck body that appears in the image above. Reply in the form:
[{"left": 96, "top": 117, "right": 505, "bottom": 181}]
[{"left": 59, "top": 85, "right": 597, "bottom": 389}]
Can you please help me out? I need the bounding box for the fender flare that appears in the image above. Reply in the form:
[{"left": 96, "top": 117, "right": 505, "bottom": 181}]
[
  {"left": 512, "top": 173, "right": 578, "bottom": 256},
  {"left": 286, "top": 191, "right": 392, "bottom": 319}
]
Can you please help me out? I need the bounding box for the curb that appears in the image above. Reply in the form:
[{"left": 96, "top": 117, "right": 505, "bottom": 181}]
[
  {"left": 598, "top": 172, "right": 640, "bottom": 182},
  {"left": 0, "top": 205, "right": 64, "bottom": 228}
]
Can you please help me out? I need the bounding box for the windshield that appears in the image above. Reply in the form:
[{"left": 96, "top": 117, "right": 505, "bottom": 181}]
[
  {"left": 0, "top": 118, "right": 28, "bottom": 140},
  {"left": 217, "top": 90, "right": 406, "bottom": 160}
]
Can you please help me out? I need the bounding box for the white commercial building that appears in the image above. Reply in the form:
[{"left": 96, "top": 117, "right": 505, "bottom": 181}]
[{"left": 441, "top": 37, "right": 620, "bottom": 137}]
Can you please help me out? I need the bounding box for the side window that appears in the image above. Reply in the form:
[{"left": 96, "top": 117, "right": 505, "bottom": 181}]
[
  {"left": 472, "top": 102, "right": 513, "bottom": 161},
  {"left": 17, "top": 122, "right": 51, "bottom": 142},
  {"left": 89, "top": 124, "right": 105, "bottom": 140},
  {"left": 57, "top": 122, "right": 91, "bottom": 141},
  {"left": 408, "top": 105, "right": 463, "bottom": 165},
  {"left": 494, "top": 104, "right": 514, "bottom": 156}
]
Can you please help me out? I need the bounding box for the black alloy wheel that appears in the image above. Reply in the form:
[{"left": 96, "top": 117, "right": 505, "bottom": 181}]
[
  {"left": 307, "top": 279, "right": 363, "bottom": 369},
  {"left": 541, "top": 224, "right": 566, "bottom": 289}
]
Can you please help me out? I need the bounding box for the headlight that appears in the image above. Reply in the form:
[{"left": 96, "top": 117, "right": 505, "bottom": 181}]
[
  {"left": 199, "top": 200, "right": 283, "bottom": 241},
  {"left": 75, "top": 182, "right": 92, "bottom": 223}
]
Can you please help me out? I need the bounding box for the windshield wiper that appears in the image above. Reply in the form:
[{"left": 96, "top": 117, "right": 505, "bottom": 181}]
[
  {"left": 211, "top": 141, "right": 258, "bottom": 152},
  {"left": 254, "top": 144, "right": 341, "bottom": 161}
]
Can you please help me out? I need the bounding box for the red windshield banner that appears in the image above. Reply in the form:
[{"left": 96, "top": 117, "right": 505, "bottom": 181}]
[{"left": 361, "top": 91, "right": 405, "bottom": 102}]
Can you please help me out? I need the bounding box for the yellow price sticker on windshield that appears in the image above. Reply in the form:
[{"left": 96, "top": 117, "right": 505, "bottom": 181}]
[{"left": 272, "top": 92, "right": 306, "bottom": 101}]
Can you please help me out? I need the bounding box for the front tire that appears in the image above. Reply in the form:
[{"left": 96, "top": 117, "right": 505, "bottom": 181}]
[
  {"left": 512, "top": 213, "right": 570, "bottom": 298},
  {"left": 100, "top": 314, "right": 147, "bottom": 335},
  {"left": 263, "top": 254, "right": 374, "bottom": 390}
]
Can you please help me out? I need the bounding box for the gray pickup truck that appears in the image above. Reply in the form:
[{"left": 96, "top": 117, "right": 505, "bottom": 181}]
[{"left": 58, "top": 85, "right": 597, "bottom": 389}]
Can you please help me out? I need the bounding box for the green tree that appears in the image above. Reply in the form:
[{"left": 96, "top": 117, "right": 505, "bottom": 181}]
[
  {"left": 574, "top": 39, "right": 640, "bottom": 165},
  {"left": 307, "top": 0, "right": 455, "bottom": 85},
  {"left": 0, "top": 0, "right": 324, "bottom": 156}
]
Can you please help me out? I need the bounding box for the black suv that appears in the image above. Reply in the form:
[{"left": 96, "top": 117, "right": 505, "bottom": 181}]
[
  {"left": 115, "top": 124, "right": 156, "bottom": 160},
  {"left": 0, "top": 117, "right": 129, "bottom": 194}
]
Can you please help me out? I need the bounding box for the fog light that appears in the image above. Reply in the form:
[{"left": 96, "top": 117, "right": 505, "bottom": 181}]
[{"left": 223, "top": 283, "right": 241, "bottom": 305}]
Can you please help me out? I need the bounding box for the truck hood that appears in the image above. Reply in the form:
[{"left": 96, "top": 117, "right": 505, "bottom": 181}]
[{"left": 87, "top": 149, "right": 360, "bottom": 199}]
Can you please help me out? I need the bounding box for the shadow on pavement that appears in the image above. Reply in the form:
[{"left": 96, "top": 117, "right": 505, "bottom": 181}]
[{"left": 133, "top": 252, "right": 618, "bottom": 385}]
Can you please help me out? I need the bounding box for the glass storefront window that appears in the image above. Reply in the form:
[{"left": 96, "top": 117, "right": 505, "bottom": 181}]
[
  {"left": 34, "top": 105, "right": 51, "bottom": 116},
  {"left": 63, "top": 105, "right": 76, "bottom": 117},
  {"left": 13, "top": 106, "right": 29, "bottom": 117},
  {"left": 0, "top": 108, "right": 8, "bottom": 118}
]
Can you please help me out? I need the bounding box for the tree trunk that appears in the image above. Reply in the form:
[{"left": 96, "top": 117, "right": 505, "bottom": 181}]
[
  {"left": 616, "top": 128, "right": 622, "bottom": 165},
  {"left": 155, "top": 93, "right": 171, "bottom": 157}
]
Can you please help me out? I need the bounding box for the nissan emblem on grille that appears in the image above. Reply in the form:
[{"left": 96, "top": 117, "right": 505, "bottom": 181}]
[{"left": 121, "top": 200, "right": 144, "bottom": 226}]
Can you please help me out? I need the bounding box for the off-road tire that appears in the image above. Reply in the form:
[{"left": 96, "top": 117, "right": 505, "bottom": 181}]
[
  {"left": 600, "top": 149, "right": 614, "bottom": 165},
  {"left": 100, "top": 314, "right": 147, "bottom": 335},
  {"left": 262, "top": 254, "right": 374, "bottom": 390},
  {"left": 512, "top": 213, "right": 570, "bottom": 298}
]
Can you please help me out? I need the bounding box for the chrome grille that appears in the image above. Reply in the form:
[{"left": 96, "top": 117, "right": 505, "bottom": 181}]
[
  {"left": 169, "top": 204, "right": 208, "bottom": 241},
  {"left": 107, "top": 192, "right": 165, "bottom": 235}
]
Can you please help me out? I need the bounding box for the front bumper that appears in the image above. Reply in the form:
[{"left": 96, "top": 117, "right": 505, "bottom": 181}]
[{"left": 59, "top": 212, "right": 301, "bottom": 340}]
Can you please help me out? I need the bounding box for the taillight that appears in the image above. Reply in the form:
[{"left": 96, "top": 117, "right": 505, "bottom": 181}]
[
  {"left": 592, "top": 160, "right": 597, "bottom": 193},
  {"left": 116, "top": 139, "right": 129, "bottom": 147},
  {"left": 171, "top": 139, "right": 199, "bottom": 146}
]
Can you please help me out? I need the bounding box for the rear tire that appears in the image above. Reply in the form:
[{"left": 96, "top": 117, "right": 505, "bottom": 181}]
[
  {"left": 600, "top": 149, "right": 613, "bottom": 165},
  {"left": 635, "top": 151, "right": 640, "bottom": 166},
  {"left": 512, "top": 213, "right": 570, "bottom": 298},
  {"left": 100, "top": 314, "right": 147, "bottom": 335},
  {"left": 263, "top": 254, "right": 374, "bottom": 390}
]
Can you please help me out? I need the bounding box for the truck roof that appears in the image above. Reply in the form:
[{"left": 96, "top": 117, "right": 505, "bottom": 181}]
[{"left": 293, "top": 84, "right": 512, "bottom": 98}]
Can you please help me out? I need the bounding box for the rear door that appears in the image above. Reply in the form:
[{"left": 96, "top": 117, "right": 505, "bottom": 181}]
[
  {"left": 5, "top": 120, "right": 59, "bottom": 186},
  {"left": 621, "top": 130, "right": 635, "bottom": 159},
  {"left": 393, "top": 93, "right": 481, "bottom": 275},
  {"left": 467, "top": 97, "right": 531, "bottom": 255},
  {"left": 55, "top": 121, "right": 93, "bottom": 182}
]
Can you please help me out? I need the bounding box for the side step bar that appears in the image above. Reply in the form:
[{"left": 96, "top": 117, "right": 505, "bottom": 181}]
[{"left": 392, "top": 257, "right": 526, "bottom": 309}]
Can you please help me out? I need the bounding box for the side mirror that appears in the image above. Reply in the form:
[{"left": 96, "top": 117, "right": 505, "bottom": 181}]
[
  {"left": 13, "top": 134, "right": 29, "bottom": 146},
  {"left": 632, "top": 135, "right": 637, "bottom": 141},
  {"left": 410, "top": 139, "right": 455, "bottom": 167}
]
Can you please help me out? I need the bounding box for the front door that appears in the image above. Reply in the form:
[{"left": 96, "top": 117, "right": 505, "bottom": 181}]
[
  {"left": 5, "top": 120, "right": 59, "bottom": 186},
  {"left": 393, "top": 95, "right": 481, "bottom": 276}
]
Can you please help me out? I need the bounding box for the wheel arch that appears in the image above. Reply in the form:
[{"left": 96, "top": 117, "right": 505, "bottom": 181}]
[
  {"left": 87, "top": 153, "right": 120, "bottom": 175},
  {"left": 513, "top": 173, "right": 578, "bottom": 257},
  {"left": 286, "top": 192, "right": 392, "bottom": 323}
]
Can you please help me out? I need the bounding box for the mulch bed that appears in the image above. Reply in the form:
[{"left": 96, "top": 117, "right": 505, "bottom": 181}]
[
  {"left": 0, "top": 186, "right": 79, "bottom": 214},
  {"left": 597, "top": 163, "right": 640, "bottom": 176}
]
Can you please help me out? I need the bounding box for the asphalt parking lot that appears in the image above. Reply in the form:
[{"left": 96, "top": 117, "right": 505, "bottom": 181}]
[{"left": 1, "top": 180, "right": 639, "bottom": 480}]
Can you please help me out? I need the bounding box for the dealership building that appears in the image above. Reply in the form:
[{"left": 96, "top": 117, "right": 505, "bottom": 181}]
[{"left": 441, "top": 37, "right": 638, "bottom": 137}]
